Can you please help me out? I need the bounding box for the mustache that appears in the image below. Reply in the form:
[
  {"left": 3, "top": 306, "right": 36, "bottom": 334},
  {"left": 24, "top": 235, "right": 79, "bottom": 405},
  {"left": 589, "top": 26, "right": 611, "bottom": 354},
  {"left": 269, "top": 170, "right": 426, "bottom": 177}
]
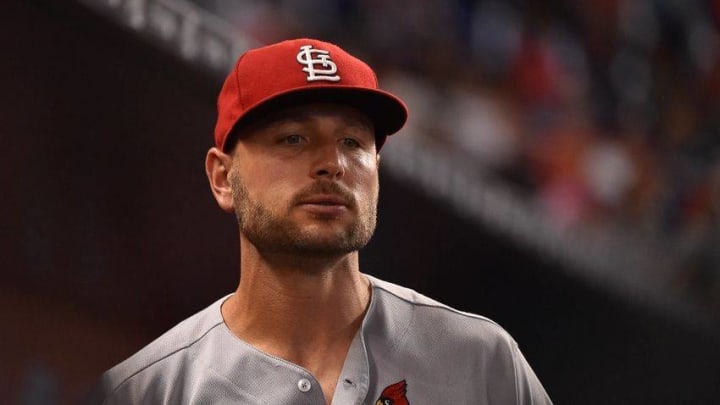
[{"left": 291, "top": 181, "right": 356, "bottom": 208}]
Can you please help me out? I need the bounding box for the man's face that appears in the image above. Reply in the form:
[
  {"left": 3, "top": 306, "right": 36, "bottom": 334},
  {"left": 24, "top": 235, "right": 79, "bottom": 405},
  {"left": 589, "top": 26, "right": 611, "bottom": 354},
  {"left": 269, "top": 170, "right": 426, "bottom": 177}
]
[{"left": 228, "top": 103, "right": 380, "bottom": 258}]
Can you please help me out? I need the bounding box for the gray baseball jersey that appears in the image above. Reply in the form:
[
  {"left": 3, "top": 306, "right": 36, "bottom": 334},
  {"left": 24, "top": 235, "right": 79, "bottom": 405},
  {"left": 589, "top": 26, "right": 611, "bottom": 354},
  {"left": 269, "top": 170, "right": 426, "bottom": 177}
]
[{"left": 86, "top": 274, "right": 553, "bottom": 404}]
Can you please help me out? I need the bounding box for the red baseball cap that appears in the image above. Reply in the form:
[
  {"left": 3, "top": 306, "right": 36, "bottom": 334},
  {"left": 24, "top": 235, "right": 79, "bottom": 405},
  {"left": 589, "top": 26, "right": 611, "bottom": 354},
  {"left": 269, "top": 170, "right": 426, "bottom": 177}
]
[{"left": 214, "top": 38, "right": 409, "bottom": 151}]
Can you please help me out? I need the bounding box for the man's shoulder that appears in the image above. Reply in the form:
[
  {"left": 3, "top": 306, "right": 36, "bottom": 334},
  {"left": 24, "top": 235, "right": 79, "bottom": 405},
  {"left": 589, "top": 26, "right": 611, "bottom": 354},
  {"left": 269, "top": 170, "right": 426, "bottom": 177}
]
[
  {"left": 91, "top": 294, "right": 231, "bottom": 401},
  {"left": 366, "top": 275, "right": 553, "bottom": 404},
  {"left": 367, "top": 274, "right": 515, "bottom": 343}
]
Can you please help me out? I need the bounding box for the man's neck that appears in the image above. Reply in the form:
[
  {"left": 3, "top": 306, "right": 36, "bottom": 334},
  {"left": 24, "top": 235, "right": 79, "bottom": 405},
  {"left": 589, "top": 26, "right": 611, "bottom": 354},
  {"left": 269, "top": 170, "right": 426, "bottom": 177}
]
[
  {"left": 221, "top": 242, "right": 371, "bottom": 354},
  {"left": 221, "top": 246, "right": 371, "bottom": 404}
]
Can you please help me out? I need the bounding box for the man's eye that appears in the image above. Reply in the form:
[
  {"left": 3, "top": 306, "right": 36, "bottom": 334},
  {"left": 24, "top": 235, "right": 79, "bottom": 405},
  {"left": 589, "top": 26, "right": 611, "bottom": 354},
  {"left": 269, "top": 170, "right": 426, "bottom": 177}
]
[
  {"left": 283, "top": 135, "right": 303, "bottom": 144},
  {"left": 342, "top": 138, "right": 360, "bottom": 148}
]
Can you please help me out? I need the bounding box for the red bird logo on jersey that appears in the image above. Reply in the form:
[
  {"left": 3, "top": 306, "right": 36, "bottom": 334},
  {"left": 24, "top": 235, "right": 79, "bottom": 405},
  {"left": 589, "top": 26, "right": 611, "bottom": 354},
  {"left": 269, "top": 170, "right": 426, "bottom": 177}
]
[{"left": 375, "top": 380, "right": 410, "bottom": 405}]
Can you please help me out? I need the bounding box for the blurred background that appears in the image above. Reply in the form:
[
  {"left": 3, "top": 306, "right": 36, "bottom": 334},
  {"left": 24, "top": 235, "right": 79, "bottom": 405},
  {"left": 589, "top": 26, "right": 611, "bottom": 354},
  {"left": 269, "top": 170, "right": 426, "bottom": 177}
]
[{"left": 1, "top": 0, "right": 719, "bottom": 403}]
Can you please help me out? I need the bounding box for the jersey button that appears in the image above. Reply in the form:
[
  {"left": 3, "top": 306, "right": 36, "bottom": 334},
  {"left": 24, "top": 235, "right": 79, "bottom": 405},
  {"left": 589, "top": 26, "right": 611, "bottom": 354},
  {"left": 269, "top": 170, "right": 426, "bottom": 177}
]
[{"left": 297, "top": 378, "right": 312, "bottom": 392}]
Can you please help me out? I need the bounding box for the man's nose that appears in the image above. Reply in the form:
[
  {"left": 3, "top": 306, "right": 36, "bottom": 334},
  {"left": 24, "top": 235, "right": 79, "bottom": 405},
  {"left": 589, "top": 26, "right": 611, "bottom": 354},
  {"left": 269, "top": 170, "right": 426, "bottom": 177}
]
[{"left": 311, "top": 142, "right": 346, "bottom": 180}]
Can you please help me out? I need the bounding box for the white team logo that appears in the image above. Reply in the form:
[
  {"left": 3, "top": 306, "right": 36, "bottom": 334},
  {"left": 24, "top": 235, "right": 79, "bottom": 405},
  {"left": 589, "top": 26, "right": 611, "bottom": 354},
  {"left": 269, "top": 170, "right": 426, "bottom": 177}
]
[{"left": 296, "top": 45, "right": 341, "bottom": 82}]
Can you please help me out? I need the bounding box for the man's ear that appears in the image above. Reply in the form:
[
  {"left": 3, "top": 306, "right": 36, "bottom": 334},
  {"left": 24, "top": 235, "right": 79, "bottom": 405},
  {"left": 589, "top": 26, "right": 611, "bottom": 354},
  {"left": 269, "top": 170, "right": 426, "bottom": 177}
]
[
  {"left": 376, "top": 153, "right": 381, "bottom": 167},
  {"left": 205, "top": 147, "right": 235, "bottom": 213}
]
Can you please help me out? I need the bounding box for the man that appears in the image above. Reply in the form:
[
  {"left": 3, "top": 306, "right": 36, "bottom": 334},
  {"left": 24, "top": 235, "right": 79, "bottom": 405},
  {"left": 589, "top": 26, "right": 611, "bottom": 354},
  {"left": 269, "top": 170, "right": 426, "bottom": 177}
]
[{"left": 87, "top": 38, "right": 553, "bottom": 404}]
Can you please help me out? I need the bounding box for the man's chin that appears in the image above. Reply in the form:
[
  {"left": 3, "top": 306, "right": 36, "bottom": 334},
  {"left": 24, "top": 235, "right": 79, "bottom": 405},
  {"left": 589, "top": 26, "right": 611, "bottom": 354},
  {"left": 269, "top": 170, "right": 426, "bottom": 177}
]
[
  {"left": 250, "top": 230, "right": 371, "bottom": 258},
  {"left": 241, "top": 216, "right": 375, "bottom": 258},
  {"left": 254, "top": 240, "right": 357, "bottom": 259},
  {"left": 285, "top": 233, "right": 368, "bottom": 256}
]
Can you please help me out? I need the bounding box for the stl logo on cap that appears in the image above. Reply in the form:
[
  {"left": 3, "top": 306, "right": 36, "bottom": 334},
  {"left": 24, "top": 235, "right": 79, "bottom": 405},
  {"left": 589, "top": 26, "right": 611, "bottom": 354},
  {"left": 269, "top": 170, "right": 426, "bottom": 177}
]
[{"left": 296, "top": 45, "right": 341, "bottom": 82}]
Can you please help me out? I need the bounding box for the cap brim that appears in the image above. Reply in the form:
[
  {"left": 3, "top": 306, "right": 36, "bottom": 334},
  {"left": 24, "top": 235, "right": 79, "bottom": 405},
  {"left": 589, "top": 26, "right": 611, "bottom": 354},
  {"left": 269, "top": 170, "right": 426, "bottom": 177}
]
[{"left": 225, "top": 86, "right": 408, "bottom": 151}]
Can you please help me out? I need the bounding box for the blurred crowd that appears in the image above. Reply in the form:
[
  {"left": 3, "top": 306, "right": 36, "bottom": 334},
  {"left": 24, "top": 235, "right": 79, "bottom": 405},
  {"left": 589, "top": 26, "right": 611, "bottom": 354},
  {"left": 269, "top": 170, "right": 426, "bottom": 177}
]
[{"left": 190, "top": 0, "right": 720, "bottom": 316}]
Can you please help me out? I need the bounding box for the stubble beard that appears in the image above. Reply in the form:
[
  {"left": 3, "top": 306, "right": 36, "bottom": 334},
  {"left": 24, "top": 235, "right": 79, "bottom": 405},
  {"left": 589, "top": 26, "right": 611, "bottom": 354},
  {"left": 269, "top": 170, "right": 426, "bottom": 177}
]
[{"left": 230, "top": 174, "right": 378, "bottom": 258}]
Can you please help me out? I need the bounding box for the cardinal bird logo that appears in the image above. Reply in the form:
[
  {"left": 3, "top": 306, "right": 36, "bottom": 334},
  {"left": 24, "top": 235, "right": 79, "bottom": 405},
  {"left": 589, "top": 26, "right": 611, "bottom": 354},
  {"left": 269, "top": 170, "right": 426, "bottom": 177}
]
[{"left": 375, "top": 380, "right": 410, "bottom": 405}]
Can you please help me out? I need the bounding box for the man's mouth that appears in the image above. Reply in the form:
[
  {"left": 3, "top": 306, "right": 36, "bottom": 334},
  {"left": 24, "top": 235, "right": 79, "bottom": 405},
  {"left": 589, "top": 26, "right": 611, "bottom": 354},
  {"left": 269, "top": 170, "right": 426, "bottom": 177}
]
[
  {"left": 297, "top": 194, "right": 351, "bottom": 216},
  {"left": 299, "top": 194, "right": 349, "bottom": 206}
]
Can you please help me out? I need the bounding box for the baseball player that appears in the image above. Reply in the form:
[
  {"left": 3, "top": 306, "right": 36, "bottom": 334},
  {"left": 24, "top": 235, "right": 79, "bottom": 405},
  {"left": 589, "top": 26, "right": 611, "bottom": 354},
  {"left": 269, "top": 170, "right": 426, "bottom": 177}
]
[{"left": 86, "top": 38, "right": 553, "bottom": 404}]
